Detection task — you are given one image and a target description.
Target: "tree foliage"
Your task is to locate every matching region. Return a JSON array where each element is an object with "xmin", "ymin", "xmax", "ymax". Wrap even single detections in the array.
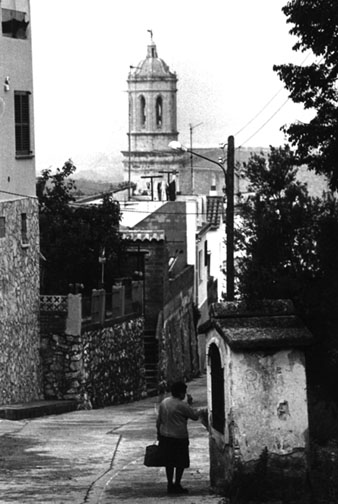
[
  {"xmin": 237, "ymin": 146, "xmax": 321, "ymax": 303},
  {"xmin": 237, "ymin": 146, "xmax": 338, "ymax": 399},
  {"xmin": 38, "ymin": 160, "xmax": 123, "ymax": 294},
  {"xmin": 273, "ymin": 0, "xmax": 338, "ymax": 190}
]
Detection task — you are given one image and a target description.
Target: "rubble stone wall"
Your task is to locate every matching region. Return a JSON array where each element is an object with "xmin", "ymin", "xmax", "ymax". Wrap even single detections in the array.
[
  {"xmin": 0, "ymin": 198, "xmax": 42, "ymax": 405},
  {"xmin": 159, "ymin": 268, "xmax": 199, "ymax": 385},
  {"xmin": 41, "ymin": 315, "xmax": 146, "ymax": 408}
]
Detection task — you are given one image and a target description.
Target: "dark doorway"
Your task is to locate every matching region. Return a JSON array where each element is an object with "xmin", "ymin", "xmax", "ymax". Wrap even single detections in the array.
[{"xmin": 209, "ymin": 343, "xmax": 225, "ymax": 434}]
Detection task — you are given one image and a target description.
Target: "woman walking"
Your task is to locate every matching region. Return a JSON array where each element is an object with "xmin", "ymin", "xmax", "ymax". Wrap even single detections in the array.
[{"xmin": 156, "ymin": 381, "xmax": 200, "ymax": 494}]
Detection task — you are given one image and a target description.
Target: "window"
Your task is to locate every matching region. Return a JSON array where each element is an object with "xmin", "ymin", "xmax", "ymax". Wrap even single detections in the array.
[
  {"xmin": 139, "ymin": 95, "xmax": 146, "ymax": 127},
  {"xmin": 0, "ymin": 217, "xmax": 5, "ymax": 238},
  {"xmin": 14, "ymin": 91, "xmax": 31, "ymax": 156},
  {"xmin": 21, "ymin": 213, "xmax": 28, "ymax": 244},
  {"xmin": 198, "ymin": 249, "xmax": 203, "ymax": 282},
  {"xmin": 156, "ymin": 96, "xmax": 162, "ymax": 127},
  {"xmin": 2, "ymin": 8, "xmax": 29, "ymax": 38},
  {"xmin": 128, "ymin": 95, "xmax": 133, "ymax": 120}
]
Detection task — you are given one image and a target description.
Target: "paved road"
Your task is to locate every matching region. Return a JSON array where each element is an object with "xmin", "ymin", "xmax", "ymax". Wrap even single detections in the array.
[{"xmin": 0, "ymin": 374, "xmax": 221, "ymax": 504}]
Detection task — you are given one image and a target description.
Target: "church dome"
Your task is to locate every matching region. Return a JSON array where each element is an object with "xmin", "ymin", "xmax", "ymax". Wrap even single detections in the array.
[{"xmin": 131, "ymin": 38, "xmax": 176, "ymax": 79}]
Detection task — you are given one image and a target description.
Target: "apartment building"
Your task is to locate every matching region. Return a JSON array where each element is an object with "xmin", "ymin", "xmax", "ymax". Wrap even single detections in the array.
[{"xmin": 0, "ymin": 0, "xmax": 41, "ymax": 404}]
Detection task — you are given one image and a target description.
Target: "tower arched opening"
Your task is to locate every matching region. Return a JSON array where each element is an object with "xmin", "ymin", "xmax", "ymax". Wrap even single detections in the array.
[
  {"xmin": 139, "ymin": 95, "xmax": 146, "ymax": 128},
  {"xmin": 156, "ymin": 95, "xmax": 163, "ymax": 127}
]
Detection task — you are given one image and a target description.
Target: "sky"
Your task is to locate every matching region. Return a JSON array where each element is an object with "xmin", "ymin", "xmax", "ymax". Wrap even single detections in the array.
[{"xmin": 30, "ymin": 0, "xmax": 314, "ymax": 173}]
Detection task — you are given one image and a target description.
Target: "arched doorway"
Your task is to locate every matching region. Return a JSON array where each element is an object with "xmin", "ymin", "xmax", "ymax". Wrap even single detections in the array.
[{"xmin": 208, "ymin": 342, "xmax": 225, "ymax": 434}]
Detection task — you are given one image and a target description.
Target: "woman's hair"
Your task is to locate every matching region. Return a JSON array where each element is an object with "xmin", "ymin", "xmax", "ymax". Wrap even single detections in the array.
[{"xmin": 171, "ymin": 381, "xmax": 187, "ymax": 398}]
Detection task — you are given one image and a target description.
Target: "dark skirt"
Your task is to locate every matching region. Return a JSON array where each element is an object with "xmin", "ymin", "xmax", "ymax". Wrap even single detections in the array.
[{"xmin": 158, "ymin": 435, "xmax": 190, "ymax": 468}]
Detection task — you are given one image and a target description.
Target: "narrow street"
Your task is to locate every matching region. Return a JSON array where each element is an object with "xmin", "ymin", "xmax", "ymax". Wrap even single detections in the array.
[{"xmin": 0, "ymin": 374, "xmax": 220, "ymax": 504}]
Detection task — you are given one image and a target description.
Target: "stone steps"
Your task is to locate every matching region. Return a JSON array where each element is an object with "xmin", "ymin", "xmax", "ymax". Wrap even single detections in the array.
[{"xmin": 144, "ymin": 332, "xmax": 159, "ymax": 392}]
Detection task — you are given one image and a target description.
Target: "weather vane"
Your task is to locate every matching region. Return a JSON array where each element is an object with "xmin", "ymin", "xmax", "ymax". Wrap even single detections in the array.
[{"xmin": 147, "ymin": 29, "xmax": 153, "ymax": 42}]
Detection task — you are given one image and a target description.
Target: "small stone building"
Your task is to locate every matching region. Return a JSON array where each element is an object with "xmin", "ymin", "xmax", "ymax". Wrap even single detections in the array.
[{"xmin": 199, "ymin": 299, "xmax": 313, "ymax": 503}]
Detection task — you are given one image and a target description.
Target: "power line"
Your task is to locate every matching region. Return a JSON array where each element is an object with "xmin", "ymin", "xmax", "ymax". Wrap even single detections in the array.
[
  {"xmin": 235, "ymin": 55, "xmax": 324, "ymax": 148},
  {"xmin": 234, "ymin": 87, "xmax": 285, "ymax": 137},
  {"xmin": 228, "ymin": 51, "xmax": 314, "ymax": 146},
  {"xmin": 237, "ymin": 96, "xmax": 290, "ymax": 149}
]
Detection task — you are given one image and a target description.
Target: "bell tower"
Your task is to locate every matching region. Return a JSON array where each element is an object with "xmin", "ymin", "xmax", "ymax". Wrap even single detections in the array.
[{"xmin": 122, "ymin": 32, "xmax": 185, "ymax": 196}]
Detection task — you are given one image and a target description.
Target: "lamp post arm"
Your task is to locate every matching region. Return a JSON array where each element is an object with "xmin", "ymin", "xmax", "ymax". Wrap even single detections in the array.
[{"xmin": 185, "ymin": 148, "xmax": 226, "ymax": 182}]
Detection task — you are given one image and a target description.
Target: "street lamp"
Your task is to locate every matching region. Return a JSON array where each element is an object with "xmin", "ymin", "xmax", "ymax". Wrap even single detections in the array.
[
  {"xmin": 169, "ymin": 140, "xmax": 226, "ymax": 185},
  {"xmin": 169, "ymin": 138, "xmax": 234, "ymax": 300}
]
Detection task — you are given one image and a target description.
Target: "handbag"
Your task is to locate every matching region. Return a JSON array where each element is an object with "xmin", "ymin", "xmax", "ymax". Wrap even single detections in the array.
[{"xmin": 143, "ymin": 443, "xmax": 164, "ymax": 467}]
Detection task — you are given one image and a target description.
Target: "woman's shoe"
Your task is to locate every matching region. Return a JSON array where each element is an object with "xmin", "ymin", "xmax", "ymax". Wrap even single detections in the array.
[
  {"xmin": 167, "ymin": 484, "xmax": 176, "ymax": 494},
  {"xmin": 174, "ymin": 484, "xmax": 189, "ymax": 494}
]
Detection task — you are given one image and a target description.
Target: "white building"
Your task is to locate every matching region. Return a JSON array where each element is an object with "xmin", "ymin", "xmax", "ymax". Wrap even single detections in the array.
[{"xmin": 0, "ymin": 0, "xmax": 41, "ymax": 404}]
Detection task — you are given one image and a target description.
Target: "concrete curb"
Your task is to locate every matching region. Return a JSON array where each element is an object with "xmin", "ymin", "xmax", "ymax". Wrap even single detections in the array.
[{"xmin": 84, "ymin": 434, "xmax": 122, "ymax": 504}]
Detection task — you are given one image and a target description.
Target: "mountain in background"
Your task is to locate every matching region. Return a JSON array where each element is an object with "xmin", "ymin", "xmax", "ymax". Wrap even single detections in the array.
[
  {"xmin": 45, "ymin": 148, "xmax": 328, "ymax": 200},
  {"xmin": 72, "ymin": 178, "xmax": 117, "ymax": 197},
  {"xmin": 72, "ymin": 151, "xmax": 124, "ymax": 183}
]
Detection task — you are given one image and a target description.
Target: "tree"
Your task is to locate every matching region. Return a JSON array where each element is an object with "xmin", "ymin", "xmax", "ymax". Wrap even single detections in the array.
[
  {"xmin": 237, "ymin": 146, "xmax": 338, "ymax": 401},
  {"xmin": 237, "ymin": 145, "xmax": 321, "ymax": 303},
  {"xmin": 37, "ymin": 159, "xmax": 77, "ymax": 213},
  {"xmin": 38, "ymin": 160, "xmax": 123, "ymax": 294},
  {"xmin": 273, "ymin": 0, "xmax": 338, "ymax": 190}
]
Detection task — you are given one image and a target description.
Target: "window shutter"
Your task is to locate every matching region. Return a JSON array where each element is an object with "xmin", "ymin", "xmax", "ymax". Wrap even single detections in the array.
[{"xmin": 14, "ymin": 92, "xmax": 30, "ymax": 154}]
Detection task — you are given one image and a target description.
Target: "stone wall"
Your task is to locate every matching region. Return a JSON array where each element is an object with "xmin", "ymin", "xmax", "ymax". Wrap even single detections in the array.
[
  {"xmin": 229, "ymin": 349, "xmax": 309, "ymax": 461},
  {"xmin": 82, "ymin": 319, "xmax": 146, "ymax": 408},
  {"xmin": 41, "ymin": 309, "xmax": 147, "ymax": 409},
  {"xmin": 159, "ymin": 266, "xmax": 199, "ymax": 385},
  {"xmin": 0, "ymin": 197, "xmax": 42, "ymax": 405},
  {"xmin": 142, "ymin": 239, "xmax": 168, "ymax": 332}
]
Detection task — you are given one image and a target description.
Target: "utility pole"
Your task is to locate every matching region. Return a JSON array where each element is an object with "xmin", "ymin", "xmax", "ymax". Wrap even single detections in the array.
[
  {"xmin": 226, "ymin": 135, "xmax": 235, "ymax": 300},
  {"xmin": 168, "ymin": 138, "xmax": 234, "ymax": 300},
  {"xmin": 127, "ymin": 65, "xmax": 141, "ymax": 201},
  {"xmin": 128, "ymin": 93, "xmax": 131, "ymax": 201},
  {"xmin": 189, "ymin": 122, "xmax": 203, "ymax": 193}
]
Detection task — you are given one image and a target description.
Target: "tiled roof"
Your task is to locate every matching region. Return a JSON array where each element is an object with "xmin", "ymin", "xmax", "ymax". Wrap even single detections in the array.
[
  {"xmin": 206, "ymin": 196, "xmax": 224, "ymax": 227},
  {"xmin": 215, "ymin": 317, "xmax": 313, "ymax": 350},
  {"xmin": 199, "ymin": 299, "xmax": 313, "ymax": 350},
  {"xmin": 121, "ymin": 230, "xmax": 165, "ymax": 242}
]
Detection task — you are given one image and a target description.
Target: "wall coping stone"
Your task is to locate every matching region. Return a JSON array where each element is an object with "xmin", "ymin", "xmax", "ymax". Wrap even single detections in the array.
[
  {"xmin": 81, "ymin": 313, "xmax": 144, "ymax": 333},
  {"xmin": 210, "ymin": 299, "xmax": 295, "ymax": 318},
  {"xmin": 200, "ymin": 299, "xmax": 313, "ymax": 350}
]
